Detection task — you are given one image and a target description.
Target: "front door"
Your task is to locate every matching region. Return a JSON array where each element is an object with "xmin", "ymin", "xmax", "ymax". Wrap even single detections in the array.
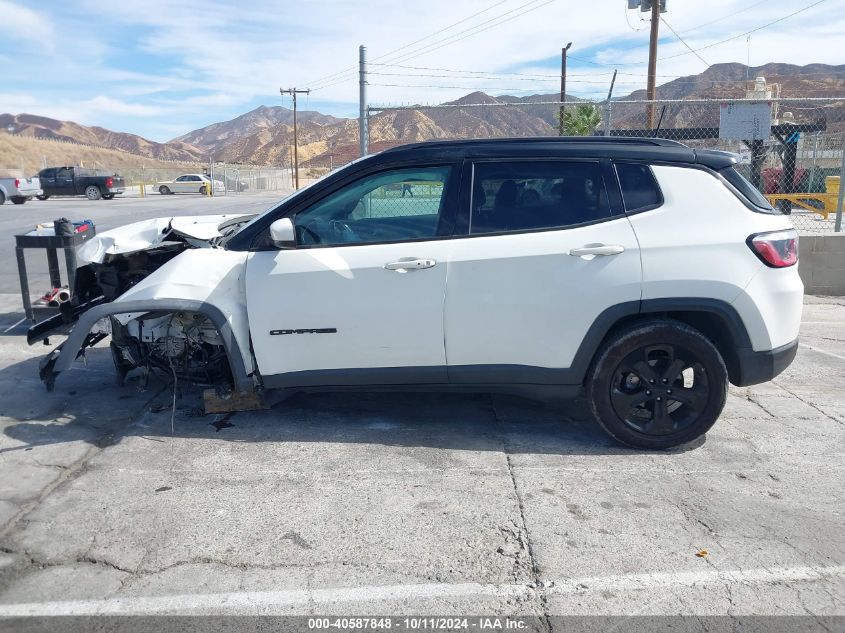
[
  {"xmin": 246, "ymin": 165, "xmax": 459, "ymax": 387},
  {"xmin": 54, "ymin": 167, "xmax": 75, "ymax": 195},
  {"xmin": 444, "ymin": 159, "xmax": 642, "ymax": 383}
]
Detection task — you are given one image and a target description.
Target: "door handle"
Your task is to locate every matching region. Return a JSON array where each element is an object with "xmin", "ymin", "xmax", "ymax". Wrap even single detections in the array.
[
  {"xmin": 384, "ymin": 258, "xmax": 436, "ymax": 272},
  {"xmin": 569, "ymin": 244, "xmax": 625, "ymax": 257}
]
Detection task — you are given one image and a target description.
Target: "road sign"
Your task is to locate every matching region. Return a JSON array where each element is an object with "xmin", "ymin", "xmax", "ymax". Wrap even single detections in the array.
[{"xmin": 719, "ymin": 102, "xmax": 772, "ymax": 141}]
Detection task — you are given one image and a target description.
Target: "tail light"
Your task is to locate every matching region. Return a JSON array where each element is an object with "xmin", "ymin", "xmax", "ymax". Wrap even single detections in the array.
[
  {"xmin": 748, "ymin": 229, "xmax": 798, "ymax": 268},
  {"xmin": 14, "ymin": 178, "xmax": 20, "ymax": 189},
  {"xmin": 105, "ymin": 177, "xmax": 114, "ymax": 188}
]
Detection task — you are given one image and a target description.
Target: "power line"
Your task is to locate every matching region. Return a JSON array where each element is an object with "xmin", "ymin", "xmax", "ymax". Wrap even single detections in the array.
[
  {"xmin": 379, "ymin": 0, "xmax": 556, "ymax": 68},
  {"xmin": 305, "ymin": 0, "xmax": 511, "ymax": 88},
  {"xmin": 312, "ymin": 0, "xmax": 557, "ymax": 91},
  {"xmin": 677, "ymin": 0, "xmax": 770, "ymax": 34},
  {"xmin": 307, "ymin": 0, "xmax": 511, "ymax": 88},
  {"xmin": 660, "ymin": 17, "xmax": 709, "ymax": 68},
  {"xmin": 369, "ymin": 82, "xmax": 594, "ymax": 94},
  {"xmin": 571, "ymin": 0, "xmax": 828, "ymax": 69},
  {"xmin": 368, "ymin": 71, "xmax": 618, "ymax": 84},
  {"xmin": 659, "ymin": 0, "xmax": 830, "ymax": 61},
  {"xmin": 623, "ymin": 0, "xmax": 648, "ymax": 32}
]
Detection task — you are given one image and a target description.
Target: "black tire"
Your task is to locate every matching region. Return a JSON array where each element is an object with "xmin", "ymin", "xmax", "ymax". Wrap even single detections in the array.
[
  {"xmin": 85, "ymin": 185, "xmax": 102, "ymax": 200},
  {"xmin": 10, "ymin": 196, "xmax": 25, "ymax": 204},
  {"xmin": 199, "ymin": 184, "xmax": 209, "ymax": 195},
  {"xmin": 36, "ymin": 194, "xmax": 50, "ymax": 201},
  {"xmin": 159, "ymin": 185, "xmax": 171, "ymax": 195},
  {"xmin": 0, "ymin": 192, "xmax": 5, "ymax": 205},
  {"xmin": 586, "ymin": 319, "xmax": 728, "ymax": 450},
  {"xmin": 102, "ymin": 193, "xmax": 115, "ymax": 200}
]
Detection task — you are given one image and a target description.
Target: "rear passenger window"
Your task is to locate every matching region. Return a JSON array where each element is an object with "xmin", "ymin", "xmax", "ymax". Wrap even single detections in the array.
[
  {"xmin": 615, "ymin": 163, "xmax": 662, "ymax": 212},
  {"xmin": 471, "ymin": 161, "xmax": 610, "ymax": 234}
]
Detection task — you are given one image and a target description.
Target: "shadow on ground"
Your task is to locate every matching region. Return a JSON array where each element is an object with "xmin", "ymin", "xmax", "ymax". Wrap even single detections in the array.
[{"xmin": 0, "ymin": 346, "xmax": 704, "ymax": 458}]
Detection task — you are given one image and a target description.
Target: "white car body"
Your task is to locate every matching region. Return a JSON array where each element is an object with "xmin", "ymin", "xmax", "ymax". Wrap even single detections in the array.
[
  {"xmin": 157, "ymin": 173, "xmax": 225, "ymax": 194},
  {"xmin": 37, "ymin": 138, "xmax": 804, "ymax": 448}
]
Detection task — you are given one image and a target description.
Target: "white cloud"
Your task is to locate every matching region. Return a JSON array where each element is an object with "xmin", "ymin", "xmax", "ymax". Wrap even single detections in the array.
[
  {"xmin": 1, "ymin": 0, "xmax": 843, "ymax": 138},
  {"xmin": 0, "ymin": 1, "xmax": 54, "ymax": 50}
]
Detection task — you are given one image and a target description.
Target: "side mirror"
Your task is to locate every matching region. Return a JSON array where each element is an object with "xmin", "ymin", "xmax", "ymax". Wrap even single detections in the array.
[{"xmin": 269, "ymin": 218, "xmax": 296, "ymax": 249}]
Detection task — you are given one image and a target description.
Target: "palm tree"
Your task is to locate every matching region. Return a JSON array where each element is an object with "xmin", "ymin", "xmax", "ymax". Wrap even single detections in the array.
[{"xmin": 559, "ymin": 104, "xmax": 602, "ymax": 136}]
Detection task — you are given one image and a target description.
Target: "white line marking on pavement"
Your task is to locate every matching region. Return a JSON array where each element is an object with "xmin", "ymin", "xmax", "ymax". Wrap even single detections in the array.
[
  {"xmin": 800, "ymin": 343, "xmax": 845, "ymax": 361},
  {"xmin": 2, "ymin": 318, "xmax": 25, "ymax": 333},
  {"xmin": 0, "ymin": 564, "xmax": 842, "ymax": 616}
]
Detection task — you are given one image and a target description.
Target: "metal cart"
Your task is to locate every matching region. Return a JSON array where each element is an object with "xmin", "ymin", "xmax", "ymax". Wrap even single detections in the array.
[{"xmin": 15, "ymin": 225, "xmax": 97, "ymax": 322}]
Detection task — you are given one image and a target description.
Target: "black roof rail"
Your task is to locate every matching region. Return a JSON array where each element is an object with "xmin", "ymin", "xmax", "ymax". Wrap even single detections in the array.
[{"xmin": 383, "ymin": 136, "xmax": 688, "ymax": 153}]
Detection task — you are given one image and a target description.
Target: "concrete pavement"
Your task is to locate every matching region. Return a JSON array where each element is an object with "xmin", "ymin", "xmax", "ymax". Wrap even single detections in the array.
[{"xmin": 0, "ymin": 296, "xmax": 841, "ymax": 618}]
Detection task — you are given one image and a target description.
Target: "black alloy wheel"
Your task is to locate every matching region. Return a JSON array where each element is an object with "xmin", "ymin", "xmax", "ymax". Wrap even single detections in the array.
[{"xmin": 587, "ymin": 320, "xmax": 728, "ymax": 450}]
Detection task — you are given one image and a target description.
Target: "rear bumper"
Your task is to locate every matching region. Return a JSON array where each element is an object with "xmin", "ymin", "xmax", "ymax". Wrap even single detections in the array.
[
  {"xmin": 733, "ymin": 338, "xmax": 798, "ymax": 386},
  {"xmin": 107, "ymin": 188, "xmax": 125, "ymax": 194}
]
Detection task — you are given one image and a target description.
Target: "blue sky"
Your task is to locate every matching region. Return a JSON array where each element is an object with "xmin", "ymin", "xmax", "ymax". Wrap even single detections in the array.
[{"xmin": 2, "ymin": 0, "xmax": 843, "ymax": 142}]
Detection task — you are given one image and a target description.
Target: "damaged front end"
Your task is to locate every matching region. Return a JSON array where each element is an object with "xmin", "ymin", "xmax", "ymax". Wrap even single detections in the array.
[{"xmin": 32, "ymin": 214, "xmax": 258, "ymax": 396}]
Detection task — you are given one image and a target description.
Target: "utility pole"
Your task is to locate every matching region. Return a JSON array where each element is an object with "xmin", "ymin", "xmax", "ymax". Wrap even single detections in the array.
[
  {"xmin": 559, "ymin": 42, "xmax": 572, "ymax": 136},
  {"xmin": 645, "ymin": 0, "xmax": 661, "ymax": 129},
  {"xmin": 359, "ymin": 45, "xmax": 368, "ymax": 156},
  {"xmin": 280, "ymin": 87, "xmax": 310, "ymax": 189},
  {"xmin": 604, "ymin": 69, "xmax": 618, "ymax": 137}
]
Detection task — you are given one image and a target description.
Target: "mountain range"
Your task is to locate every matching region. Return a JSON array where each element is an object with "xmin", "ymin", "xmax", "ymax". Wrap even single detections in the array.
[{"xmin": 3, "ymin": 62, "xmax": 844, "ymax": 169}]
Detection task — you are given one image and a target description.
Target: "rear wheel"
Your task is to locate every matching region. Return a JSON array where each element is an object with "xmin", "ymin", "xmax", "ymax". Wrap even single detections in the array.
[
  {"xmin": 0, "ymin": 192, "xmax": 5, "ymax": 205},
  {"xmin": 10, "ymin": 196, "xmax": 25, "ymax": 204},
  {"xmin": 159, "ymin": 185, "xmax": 171, "ymax": 195},
  {"xmin": 36, "ymin": 194, "xmax": 50, "ymax": 201},
  {"xmin": 85, "ymin": 185, "xmax": 102, "ymax": 200},
  {"xmin": 586, "ymin": 320, "xmax": 728, "ymax": 450}
]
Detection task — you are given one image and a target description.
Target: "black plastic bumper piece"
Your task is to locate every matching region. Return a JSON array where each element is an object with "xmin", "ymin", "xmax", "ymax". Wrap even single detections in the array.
[
  {"xmin": 734, "ymin": 338, "xmax": 799, "ymax": 387},
  {"xmin": 26, "ymin": 296, "xmax": 107, "ymax": 345}
]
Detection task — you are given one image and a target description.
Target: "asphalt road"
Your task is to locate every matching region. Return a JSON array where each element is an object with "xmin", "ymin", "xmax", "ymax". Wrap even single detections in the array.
[
  {"xmin": 0, "ymin": 192, "xmax": 285, "ymax": 295},
  {"xmin": 0, "ymin": 295, "xmax": 842, "ymax": 619}
]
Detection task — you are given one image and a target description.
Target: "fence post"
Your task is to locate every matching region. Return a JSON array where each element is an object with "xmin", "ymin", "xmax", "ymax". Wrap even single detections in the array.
[
  {"xmin": 359, "ymin": 45, "xmax": 368, "ymax": 157},
  {"xmin": 835, "ymin": 137, "xmax": 844, "ymax": 233}
]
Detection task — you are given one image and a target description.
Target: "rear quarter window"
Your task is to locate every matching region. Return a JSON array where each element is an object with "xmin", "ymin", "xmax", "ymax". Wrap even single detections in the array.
[
  {"xmin": 718, "ymin": 166, "xmax": 777, "ymax": 213},
  {"xmin": 615, "ymin": 163, "xmax": 662, "ymax": 213}
]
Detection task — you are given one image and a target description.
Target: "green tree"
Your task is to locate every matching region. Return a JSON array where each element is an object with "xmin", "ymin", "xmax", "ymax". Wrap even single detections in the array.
[{"xmin": 559, "ymin": 104, "xmax": 602, "ymax": 136}]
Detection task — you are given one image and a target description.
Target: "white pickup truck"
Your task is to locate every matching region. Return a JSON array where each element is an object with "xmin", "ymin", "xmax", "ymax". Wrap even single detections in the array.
[{"xmin": 0, "ymin": 174, "xmax": 42, "ymax": 205}]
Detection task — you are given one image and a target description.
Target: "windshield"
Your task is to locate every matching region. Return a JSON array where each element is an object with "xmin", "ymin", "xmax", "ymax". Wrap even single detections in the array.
[{"xmin": 219, "ymin": 158, "xmax": 367, "ymax": 247}]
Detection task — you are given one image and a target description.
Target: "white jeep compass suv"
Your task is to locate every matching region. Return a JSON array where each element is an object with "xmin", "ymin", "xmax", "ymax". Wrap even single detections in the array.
[{"xmin": 36, "ymin": 137, "xmax": 802, "ymax": 449}]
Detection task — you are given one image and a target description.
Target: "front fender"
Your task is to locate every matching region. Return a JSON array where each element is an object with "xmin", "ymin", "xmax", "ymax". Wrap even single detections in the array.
[{"xmin": 47, "ymin": 249, "xmax": 254, "ymax": 391}]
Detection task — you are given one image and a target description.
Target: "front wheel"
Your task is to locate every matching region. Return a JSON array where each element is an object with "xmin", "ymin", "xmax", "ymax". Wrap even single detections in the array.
[
  {"xmin": 85, "ymin": 185, "xmax": 102, "ymax": 200},
  {"xmin": 10, "ymin": 196, "xmax": 26, "ymax": 204},
  {"xmin": 586, "ymin": 320, "xmax": 728, "ymax": 450},
  {"xmin": 159, "ymin": 186, "xmax": 171, "ymax": 195},
  {"xmin": 102, "ymin": 193, "xmax": 115, "ymax": 200},
  {"xmin": 36, "ymin": 194, "xmax": 50, "ymax": 201}
]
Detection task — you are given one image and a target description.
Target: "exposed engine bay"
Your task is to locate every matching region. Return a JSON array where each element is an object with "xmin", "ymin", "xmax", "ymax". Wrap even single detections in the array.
[
  {"xmin": 110, "ymin": 310, "xmax": 231, "ymax": 388},
  {"xmin": 31, "ymin": 214, "xmax": 256, "ymax": 392}
]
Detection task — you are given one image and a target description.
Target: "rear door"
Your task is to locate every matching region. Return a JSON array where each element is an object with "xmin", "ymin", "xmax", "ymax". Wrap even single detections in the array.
[{"xmin": 444, "ymin": 159, "xmax": 642, "ymax": 384}]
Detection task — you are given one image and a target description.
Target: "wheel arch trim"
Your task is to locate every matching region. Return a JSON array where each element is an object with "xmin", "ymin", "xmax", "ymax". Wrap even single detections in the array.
[{"xmin": 569, "ymin": 297, "xmax": 753, "ymax": 385}]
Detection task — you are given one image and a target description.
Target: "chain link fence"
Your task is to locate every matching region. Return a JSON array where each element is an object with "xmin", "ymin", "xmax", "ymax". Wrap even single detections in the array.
[
  {"xmin": 367, "ymin": 97, "xmax": 845, "ymax": 234},
  {"xmin": 116, "ymin": 164, "xmax": 293, "ymax": 196}
]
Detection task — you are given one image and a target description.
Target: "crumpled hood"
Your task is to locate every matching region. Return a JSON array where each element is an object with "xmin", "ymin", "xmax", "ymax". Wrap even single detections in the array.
[{"xmin": 77, "ymin": 214, "xmax": 251, "ymax": 263}]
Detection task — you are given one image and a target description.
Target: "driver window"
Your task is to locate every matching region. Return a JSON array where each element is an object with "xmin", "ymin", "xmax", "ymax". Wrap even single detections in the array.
[{"xmin": 293, "ymin": 166, "xmax": 451, "ymax": 247}]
